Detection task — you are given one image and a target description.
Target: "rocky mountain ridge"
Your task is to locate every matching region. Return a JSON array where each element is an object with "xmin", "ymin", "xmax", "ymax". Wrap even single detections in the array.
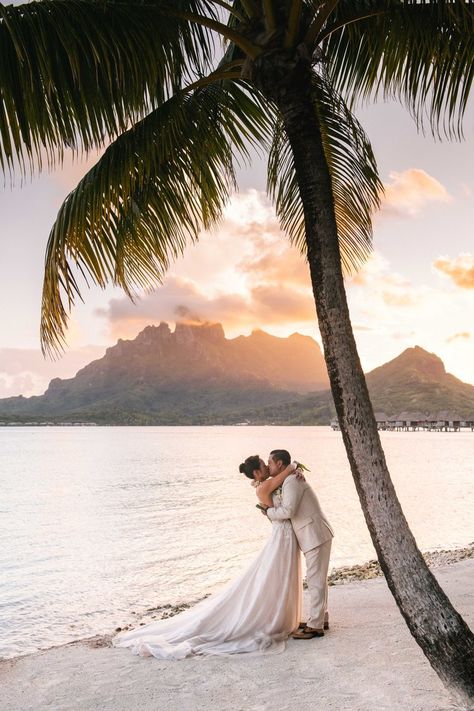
[{"xmin": 0, "ymin": 326, "xmax": 472, "ymax": 425}]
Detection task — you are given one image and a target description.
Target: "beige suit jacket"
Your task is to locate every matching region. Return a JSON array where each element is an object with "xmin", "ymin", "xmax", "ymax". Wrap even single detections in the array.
[{"xmin": 266, "ymin": 476, "xmax": 334, "ymax": 553}]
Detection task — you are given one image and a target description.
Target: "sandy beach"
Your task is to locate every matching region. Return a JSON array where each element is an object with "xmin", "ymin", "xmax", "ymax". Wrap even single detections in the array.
[{"xmin": 1, "ymin": 557, "xmax": 473, "ymax": 711}]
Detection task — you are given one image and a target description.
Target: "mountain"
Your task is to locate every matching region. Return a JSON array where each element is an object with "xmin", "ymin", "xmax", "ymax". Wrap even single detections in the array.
[
  {"xmin": 247, "ymin": 346, "xmax": 474, "ymax": 424},
  {"xmin": 0, "ymin": 322, "xmax": 328, "ymax": 424},
  {"xmin": 1, "ymin": 330, "xmax": 472, "ymax": 425},
  {"xmin": 365, "ymin": 346, "xmax": 474, "ymax": 416}
]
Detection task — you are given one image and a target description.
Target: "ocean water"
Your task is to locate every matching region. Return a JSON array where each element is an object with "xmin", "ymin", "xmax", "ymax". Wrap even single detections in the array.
[{"xmin": 0, "ymin": 425, "xmax": 472, "ymax": 659}]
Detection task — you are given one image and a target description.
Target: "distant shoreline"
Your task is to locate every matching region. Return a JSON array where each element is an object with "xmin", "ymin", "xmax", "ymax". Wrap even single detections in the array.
[
  {"xmin": 0, "ymin": 422, "xmax": 330, "ymax": 427},
  {"xmin": 2, "ymin": 422, "xmax": 474, "ymax": 430}
]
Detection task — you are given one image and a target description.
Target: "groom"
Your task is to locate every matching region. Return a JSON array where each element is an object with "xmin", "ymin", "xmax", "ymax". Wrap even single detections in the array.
[{"xmin": 265, "ymin": 449, "xmax": 334, "ymax": 639}]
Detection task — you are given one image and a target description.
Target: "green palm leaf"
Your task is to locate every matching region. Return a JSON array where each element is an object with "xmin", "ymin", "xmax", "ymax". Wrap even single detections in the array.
[
  {"xmin": 0, "ymin": 0, "xmax": 217, "ymax": 177},
  {"xmin": 41, "ymin": 79, "xmax": 270, "ymax": 354},
  {"xmin": 322, "ymin": 0, "xmax": 474, "ymax": 138},
  {"xmin": 267, "ymin": 74, "xmax": 383, "ymax": 273}
]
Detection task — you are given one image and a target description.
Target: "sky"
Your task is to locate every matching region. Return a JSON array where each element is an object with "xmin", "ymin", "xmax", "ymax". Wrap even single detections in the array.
[{"xmin": 0, "ymin": 94, "xmax": 473, "ymax": 398}]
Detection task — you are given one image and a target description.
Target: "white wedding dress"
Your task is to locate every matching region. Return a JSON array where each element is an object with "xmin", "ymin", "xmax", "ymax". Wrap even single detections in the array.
[{"xmin": 113, "ymin": 492, "xmax": 302, "ymax": 659}]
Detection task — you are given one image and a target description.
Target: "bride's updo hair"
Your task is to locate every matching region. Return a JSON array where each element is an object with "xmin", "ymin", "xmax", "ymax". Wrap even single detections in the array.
[{"xmin": 239, "ymin": 455, "xmax": 260, "ymax": 479}]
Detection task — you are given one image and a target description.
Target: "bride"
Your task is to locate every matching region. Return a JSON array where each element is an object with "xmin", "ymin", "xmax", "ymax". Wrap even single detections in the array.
[{"xmin": 113, "ymin": 456, "xmax": 302, "ymax": 659}]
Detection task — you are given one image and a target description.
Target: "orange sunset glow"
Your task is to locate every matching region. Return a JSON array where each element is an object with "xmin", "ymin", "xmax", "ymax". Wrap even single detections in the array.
[{"xmin": 1, "ymin": 100, "xmax": 473, "ymax": 397}]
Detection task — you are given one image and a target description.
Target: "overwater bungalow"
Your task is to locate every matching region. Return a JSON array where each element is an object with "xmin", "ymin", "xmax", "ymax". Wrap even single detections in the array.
[
  {"xmin": 330, "ymin": 411, "xmax": 472, "ymax": 430},
  {"xmin": 398, "ymin": 411, "xmax": 427, "ymax": 430},
  {"xmin": 461, "ymin": 415, "xmax": 474, "ymax": 431},
  {"xmin": 430, "ymin": 411, "xmax": 463, "ymax": 431},
  {"xmin": 425, "ymin": 413, "xmax": 440, "ymax": 430},
  {"xmin": 372, "ymin": 411, "xmax": 473, "ymax": 431},
  {"xmin": 386, "ymin": 415, "xmax": 405, "ymax": 431},
  {"xmin": 374, "ymin": 412, "xmax": 389, "ymax": 430}
]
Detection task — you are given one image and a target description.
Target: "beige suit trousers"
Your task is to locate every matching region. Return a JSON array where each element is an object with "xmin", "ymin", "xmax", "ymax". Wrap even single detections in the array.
[{"xmin": 305, "ymin": 539, "xmax": 332, "ymax": 629}]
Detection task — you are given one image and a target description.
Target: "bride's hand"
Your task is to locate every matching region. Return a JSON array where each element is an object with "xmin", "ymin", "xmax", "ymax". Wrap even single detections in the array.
[
  {"xmin": 282, "ymin": 462, "xmax": 297, "ymax": 479},
  {"xmin": 290, "ymin": 461, "xmax": 305, "ymax": 481},
  {"xmin": 282, "ymin": 462, "xmax": 304, "ymax": 481}
]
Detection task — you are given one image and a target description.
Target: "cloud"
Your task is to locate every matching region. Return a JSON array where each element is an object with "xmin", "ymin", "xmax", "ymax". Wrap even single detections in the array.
[
  {"xmin": 460, "ymin": 183, "xmax": 472, "ymax": 198},
  {"xmin": 446, "ymin": 332, "xmax": 471, "ymax": 344},
  {"xmin": 96, "ymin": 276, "xmax": 251, "ymax": 338},
  {"xmin": 97, "ymin": 191, "xmax": 316, "ymax": 339},
  {"xmin": 392, "ymin": 330, "xmax": 416, "ymax": 340},
  {"xmin": 249, "ymin": 285, "xmax": 315, "ymax": 321},
  {"xmin": 0, "ymin": 372, "xmax": 45, "ymax": 399},
  {"xmin": 97, "ymin": 276, "xmax": 316, "ymax": 339},
  {"xmin": 349, "ymin": 253, "xmax": 421, "ymax": 308},
  {"xmin": 0, "ymin": 345, "xmax": 106, "ymax": 398},
  {"xmin": 433, "ymin": 253, "xmax": 474, "ymax": 289},
  {"xmin": 352, "ymin": 325, "xmax": 375, "ymax": 332},
  {"xmin": 238, "ymin": 241, "xmax": 309, "ymax": 288},
  {"xmin": 345, "ymin": 251, "xmax": 474, "ymax": 384},
  {"xmin": 382, "ymin": 290, "xmax": 418, "ymax": 307},
  {"xmin": 381, "ymin": 169, "xmax": 452, "ymax": 216}
]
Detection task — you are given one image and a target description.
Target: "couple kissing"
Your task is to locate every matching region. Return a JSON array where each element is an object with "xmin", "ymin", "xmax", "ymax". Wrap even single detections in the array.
[
  {"xmin": 240, "ymin": 449, "xmax": 333, "ymax": 640},
  {"xmin": 113, "ymin": 448, "xmax": 333, "ymax": 659}
]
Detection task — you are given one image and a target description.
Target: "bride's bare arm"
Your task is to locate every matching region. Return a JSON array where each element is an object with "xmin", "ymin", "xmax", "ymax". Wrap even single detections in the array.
[{"xmin": 256, "ymin": 463, "xmax": 297, "ymax": 508}]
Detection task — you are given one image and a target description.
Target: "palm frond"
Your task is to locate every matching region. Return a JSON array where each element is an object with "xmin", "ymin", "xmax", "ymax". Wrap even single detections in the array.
[
  {"xmin": 321, "ymin": 0, "xmax": 474, "ymax": 139},
  {"xmin": 0, "ymin": 0, "xmax": 218, "ymax": 179},
  {"xmin": 267, "ymin": 74, "xmax": 383, "ymax": 273},
  {"xmin": 41, "ymin": 79, "xmax": 271, "ymax": 354}
]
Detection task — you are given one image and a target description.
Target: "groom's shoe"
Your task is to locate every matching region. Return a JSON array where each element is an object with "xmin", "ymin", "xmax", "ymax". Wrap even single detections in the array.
[
  {"xmin": 298, "ymin": 619, "xmax": 329, "ymax": 631},
  {"xmin": 292, "ymin": 626, "xmax": 325, "ymax": 639}
]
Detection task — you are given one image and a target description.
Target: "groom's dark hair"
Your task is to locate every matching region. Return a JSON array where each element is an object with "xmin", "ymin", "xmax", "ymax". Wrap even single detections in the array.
[{"xmin": 270, "ymin": 449, "xmax": 291, "ymax": 466}]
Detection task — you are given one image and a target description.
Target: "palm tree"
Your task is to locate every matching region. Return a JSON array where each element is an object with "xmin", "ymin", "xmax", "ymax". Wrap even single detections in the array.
[{"xmin": 1, "ymin": 0, "xmax": 473, "ymax": 702}]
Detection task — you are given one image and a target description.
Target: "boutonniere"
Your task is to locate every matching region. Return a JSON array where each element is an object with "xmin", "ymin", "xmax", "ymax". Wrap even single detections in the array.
[{"xmin": 276, "ymin": 486, "xmax": 282, "ymax": 496}]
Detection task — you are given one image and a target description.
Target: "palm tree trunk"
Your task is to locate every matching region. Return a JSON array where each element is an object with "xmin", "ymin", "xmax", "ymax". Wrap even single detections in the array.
[{"xmin": 259, "ymin": 60, "xmax": 474, "ymax": 705}]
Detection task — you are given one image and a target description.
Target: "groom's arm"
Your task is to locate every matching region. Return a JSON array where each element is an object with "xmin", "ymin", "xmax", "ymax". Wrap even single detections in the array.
[{"xmin": 266, "ymin": 477, "xmax": 305, "ymax": 521}]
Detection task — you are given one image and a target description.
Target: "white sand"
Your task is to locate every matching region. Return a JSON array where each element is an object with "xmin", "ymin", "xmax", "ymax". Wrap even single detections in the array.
[{"xmin": 1, "ymin": 559, "xmax": 473, "ymax": 711}]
